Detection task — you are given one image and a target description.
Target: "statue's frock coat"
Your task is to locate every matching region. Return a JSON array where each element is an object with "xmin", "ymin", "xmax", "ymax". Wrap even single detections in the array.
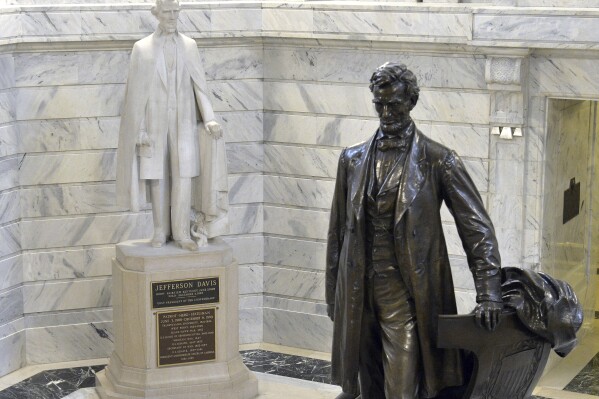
[{"xmin": 326, "ymin": 129, "xmax": 501, "ymax": 398}]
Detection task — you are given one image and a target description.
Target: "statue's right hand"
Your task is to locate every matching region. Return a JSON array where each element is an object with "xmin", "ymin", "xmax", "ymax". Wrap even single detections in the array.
[
  {"xmin": 138, "ymin": 131, "xmax": 151, "ymax": 147},
  {"xmin": 327, "ymin": 304, "xmax": 335, "ymax": 322}
]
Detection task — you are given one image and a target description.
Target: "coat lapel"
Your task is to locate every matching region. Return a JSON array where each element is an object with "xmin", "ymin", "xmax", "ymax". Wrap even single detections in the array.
[
  {"xmin": 152, "ymin": 34, "xmax": 167, "ymax": 89},
  {"xmin": 395, "ymin": 130, "xmax": 427, "ymax": 226},
  {"xmin": 350, "ymin": 133, "xmax": 377, "ymax": 215},
  {"xmin": 175, "ymin": 34, "xmax": 186, "ymax": 91}
]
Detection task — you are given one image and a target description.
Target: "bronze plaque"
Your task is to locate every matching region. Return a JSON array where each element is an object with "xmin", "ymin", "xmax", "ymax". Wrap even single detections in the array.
[
  {"xmin": 152, "ymin": 277, "xmax": 219, "ymax": 309},
  {"xmin": 156, "ymin": 308, "xmax": 216, "ymax": 367},
  {"xmin": 563, "ymin": 178, "xmax": 580, "ymax": 224}
]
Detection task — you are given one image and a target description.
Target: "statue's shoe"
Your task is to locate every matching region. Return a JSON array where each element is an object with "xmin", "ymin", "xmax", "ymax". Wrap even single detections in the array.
[
  {"xmin": 151, "ymin": 231, "xmax": 166, "ymax": 248},
  {"xmin": 175, "ymin": 239, "xmax": 199, "ymax": 251}
]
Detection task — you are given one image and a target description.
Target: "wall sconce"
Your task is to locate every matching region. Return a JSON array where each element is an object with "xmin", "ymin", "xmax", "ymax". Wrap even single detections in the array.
[{"xmin": 491, "ymin": 126, "xmax": 523, "ymax": 140}]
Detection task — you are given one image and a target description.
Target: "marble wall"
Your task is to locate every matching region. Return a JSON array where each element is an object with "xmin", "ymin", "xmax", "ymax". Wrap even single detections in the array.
[
  {"xmin": 0, "ymin": 51, "xmax": 25, "ymax": 378},
  {"xmin": 1, "ymin": 0, "xmax": 599, "ymax": 375}
]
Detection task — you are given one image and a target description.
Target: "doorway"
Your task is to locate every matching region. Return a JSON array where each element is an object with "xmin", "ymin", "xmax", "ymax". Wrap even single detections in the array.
[{"xmin": 541, "ymin": 99, "xmax": 598, "ymax": 332}]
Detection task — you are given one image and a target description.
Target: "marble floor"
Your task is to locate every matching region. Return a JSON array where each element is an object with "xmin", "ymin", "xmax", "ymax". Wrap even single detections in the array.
[{"xmin": 0, "ymin": 324, "xmax": 597, "ymax": 399}]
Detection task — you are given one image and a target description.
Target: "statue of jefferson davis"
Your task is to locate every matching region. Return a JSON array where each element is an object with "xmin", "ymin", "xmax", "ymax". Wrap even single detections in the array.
[
  {"xmin": 326, "ymin": 63, "xmax": 503, "ymax": 399},
  {"xmin": 116, "ymin": 0, "xmax": 228, "ymax": 251}
]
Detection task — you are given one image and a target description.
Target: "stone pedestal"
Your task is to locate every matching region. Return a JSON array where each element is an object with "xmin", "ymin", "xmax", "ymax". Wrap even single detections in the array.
[{"xmin": 96, "ymin": 239, "xmax": 258, "ymax": 399}]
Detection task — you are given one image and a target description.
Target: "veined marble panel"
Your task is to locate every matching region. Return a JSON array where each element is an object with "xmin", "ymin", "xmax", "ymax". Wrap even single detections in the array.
[
  {"xmin": 240, "ymin": 294, "xmax": 263, "ymax": 310},
  {"xmin": 264, "ymin": 82, "xmax": 373, "ymax": 116},
  {"xmin": 80, "ymin": 10, "xmax": 151, "ymax": 35},
  {"xmin": 314, "ymin": 10, "xmax": 471, "ymax": 39},
  {"xmin": 0, "ymin": 91, "xmax": 15, "ymax": 125},
  {"xmin": 19, "ymin": 151, "xmax": 115, "ymax": 186},
  {"xmin": 413, "ymin": 91, "xmax": 490, "ymax": 124},
  {"xmin": 26, "ymin": 322, "xmax": 113, "ymax": 364},
  {"xmin": 15, "ymin": 53, "xmax": 79, "ymax": 87},
  {"xmin": 448, "ymin": 256, "xmax": 476, "ymax": 291},
  {"xmin": 264, "ymin": 175, "xmax": 334, "ymax": 209},
  {"xmin": 228, "ymin": 174, "xmax": 263, "ymax": 204},
  {"xmin": 0, "ymin": 188, "xmax": 20, "ymax": 223},
  {"xmin": 442, "ymin": 222, "xmax": 466, "ymax": 257},
  {"xmin": 0, "ymin": 55, "xmax": 15, "ymax": 91},
  {"xmin": 0, "ymin": 286, "xmax": 23, "ymax": 325},
  {"xmin": 454, "ymin": 290, "xmax": 477, "ymax": 314},
  {"xmin": 238, "ymin": 264, "xmax": 263, "ymax": 295},
  {"xmin": 20, "ymin": 213, "xmax": 152, "ymax": 250},
  {"xmin": 263, "ymin": 296, "xmax": 327, "ymax": 316},
  {"xmin": 0, "ymin": 14, "xmax": 20, "ymax": 41},
  {"xmin": 263, "ymin": 9, "xmax": 313, "ymax": 32},
  {"xmin": 0, "ymin": 317, "xmax": 24, "ymax": 341},
  {"xmin": 229, "ymin": 204, "xmax": 263, "ymax": 235},
  {"xmin": 222, "ymin": 235, "xmax": 264, "ymax": 264},
  {"xmin": 531, "ymin": 57, "xmax": 599, "ymax": 97},
  {"xmin": 19, "ymin": 118, "xmax": 119, "ymax": 153},
  {"xmin": 23, "ymin": 278, "xmax": 111, "ymax": 313},
  {"xmin": 220, "ymin": 111, "xmax": 263, "ymax": 143},
  {"xmin": 208, "ymin": 80, "xmax": 263, "ymax": 112},
  {"xmin": 264, "ymin": 144, "xmax": 340, "ymax": 178},
  {"xmin": 263, "ymin": 308, "xmax": 332, "ymax": 353},
  {"xmin": 226, "ymin": 142, "xmax": 264, "ymax": 173},
  {"xmin": 489, "ymin": 193, "xmax": 523, "ymax": 230},
  {"xmin": 496, "ymin": 227, "xmax": 522, "ymax": 267},
  {"xmin": 22, "ymin": 246, "xmax": 114, "ymax": 282},
  {"xmin": 16, "ymin": 85, "xmax": 124, "ymax": 120},
  {"xmin": 429, "ymin": 124, "xmax": 489, "ymax": 159},
  {"xmin": 0, "ymin": 222, "xmax": 20, "ymax": 259},
  {"xmin": 0, "ymin": 124, "xmax": 18, "ymax": 158},
  {"xmin": 202, "ymin": 47, "xmax": 263, "ymax": 81},
  {"xmin": 15, "ymin": 52, "xmax": 129, "ymax": 87},
  {"xmin": 264, "ymin": 266, "xmax": 325, "ymax": 301},
  {"xmin": 264, "ymin": 48, "xmax": 317, "ymax": 81},
  {"xmin": 211, "ymin": 8, "xmax": 262, "ymax": 32},
  {"xmin": 264, "ymin": 236, "xmax": 326, "ymax": 271},
  {"xmin": 0, "ymin": 255, "xmax": 22, "ymax": 291},
  {"xmin": 462, "ymin": 158, "xmax": 489, "ymax": 193},
  {"xmin": 474, "ymin": 14, "xmax": 599, "ymax": 44},
  {"xmin": 264, "ymin": 206, "xmax": 329, "ymax": 241},
  {"xmin": 0, "ymin": 330, "xmax": 25, "ymax": 378},
  {"xmin": 265, "ymin": 82, "xmax": 491, "ymax": 123},
  {"xmin": 490, "ymin": 141, "xmax": 523, "ymax": 195},
  {"xmin": 264, "ymin": 113, "xmax": 376, "ymax": 147},
  {"xmin": 525, "ymin": 193, "xmax": 540, "ymax": 231},
  {"xmin": 25, "ymin": 309, "xmax": 111, "ymax": 328},
  {"xmin": 79, "ymin": 52, "xmax": 130, "ymax": 85},
  {"xmin": 20, "ymin": 12, "xmax": 81, "ymax": 37},
  {"xmin": 0, "ymin": 156, "xmax": 19, "ymax": 193},
  {"xmin": 523, "ymin": 228, "xmax": 540, "ymax": 265},
  {"xmin": 314, "ymin": 51, "xmax": 486, "ymax": 90},
  {"xmin": 20, "ymin": 183, "xmax": 124, "ymax": 218},
  {"xmin": 178, "ymin": 9, "xmax": 211, "ymax": 34},
  {"xmin": 239, "ymin": 307, "xmax": 263, "ymax": 344}
]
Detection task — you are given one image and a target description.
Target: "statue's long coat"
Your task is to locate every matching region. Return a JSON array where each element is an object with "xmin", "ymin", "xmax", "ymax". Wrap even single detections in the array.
[
  {"xmin": 116, "ymin": 31, "xmax": 228, "ymax": 237},
  {"xmin": 326, "ymin": 129, "xmax": 502, "ymax": 398}
]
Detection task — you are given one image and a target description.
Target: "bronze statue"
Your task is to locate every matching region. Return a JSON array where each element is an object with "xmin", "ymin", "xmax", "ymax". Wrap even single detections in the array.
[{"xmin": 326, "ymin": 63, "xmax": 503, "ymax": 399}]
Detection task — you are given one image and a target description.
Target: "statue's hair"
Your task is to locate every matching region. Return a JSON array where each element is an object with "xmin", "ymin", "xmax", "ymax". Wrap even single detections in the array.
[
  {"xmin": 151, "ymin": 0, "xmax": 180, "ymax": 15},
  {"xmin": 369, "ymin": 62, "xmax": 419, "ymax": 105}
]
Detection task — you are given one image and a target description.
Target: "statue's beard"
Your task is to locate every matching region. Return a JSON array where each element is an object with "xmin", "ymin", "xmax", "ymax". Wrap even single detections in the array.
[{"xmin": 380, "ymin": 120, "xmax": 407, "ymax": 135}]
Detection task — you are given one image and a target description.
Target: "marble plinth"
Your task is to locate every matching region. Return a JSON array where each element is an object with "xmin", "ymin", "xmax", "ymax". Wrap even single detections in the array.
[{"xmin": 95, "ymin": 239, "xmax": 258, "ymax": 399}]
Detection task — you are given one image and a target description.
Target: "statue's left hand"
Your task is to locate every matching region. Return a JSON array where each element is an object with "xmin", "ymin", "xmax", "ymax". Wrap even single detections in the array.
[
  {"xmin": 205, "ymin": 121, "xmax": 223, "ymax": 139},
  {"xmin": 474, "ymin": 301, "xmax": 502, "ymax": 331}
]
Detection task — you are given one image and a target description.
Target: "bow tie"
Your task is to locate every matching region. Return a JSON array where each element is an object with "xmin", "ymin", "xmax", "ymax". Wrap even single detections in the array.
[{"xmin": 377, "ymin": 138, "xmax": 407, "ymax": 152}]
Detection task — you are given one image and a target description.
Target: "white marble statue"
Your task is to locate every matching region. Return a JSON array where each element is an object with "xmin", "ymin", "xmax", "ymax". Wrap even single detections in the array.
[{"xmin": 116, "ymin": 0, "xmax": 228, "ymax": 251}]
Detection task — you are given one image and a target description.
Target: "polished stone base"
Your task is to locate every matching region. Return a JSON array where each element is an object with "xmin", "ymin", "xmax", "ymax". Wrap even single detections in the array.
[{"xmin": 95, "ymin": 239, "xmax": 258, "ymax": 399}]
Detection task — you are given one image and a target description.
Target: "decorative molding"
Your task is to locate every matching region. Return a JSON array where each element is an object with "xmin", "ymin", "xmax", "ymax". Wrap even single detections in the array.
[{"xmin": 486, "ymin": 56, "xmax": 528, "ymax": 134}]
